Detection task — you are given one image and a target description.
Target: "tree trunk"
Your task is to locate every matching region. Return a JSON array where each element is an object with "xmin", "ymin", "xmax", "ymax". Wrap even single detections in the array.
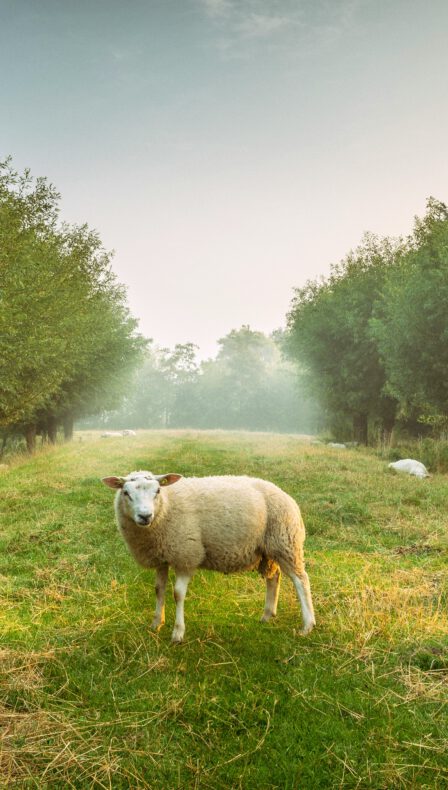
[
  {"xmin": 353, "ymin": 413, "xmax": 368, "ymax": 445},
  {"xmin": 63, "ymin": 413, "xmax": 74, "ymax": 441},
  {"xmin": 25, "ymin": 424, "xmax": 37, "ymax": 453},
  {"xmin": 381, "ymin": 426, "xmax": 394, "ymax": 446},
  {"xmin": 0, "ymin": 433, "xmax": 8, "ymax": 459},
  {"xmin": 380, "ymin": 399, "xmax": 396, "ymax": 446},
  {"xmin": 380, "ymin": 415, "xmax": 395, "ymax": 446},
  {"xmin": 48, "ymin": 415, "xmax": 58, "ymax": 444}
]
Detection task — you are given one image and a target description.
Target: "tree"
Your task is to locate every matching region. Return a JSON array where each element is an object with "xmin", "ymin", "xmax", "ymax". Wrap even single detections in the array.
[
  {"xmin": 201, "ymin": 327, "xmax": 276, "ymax": 429},
  {"xmin": 159, "ymin": 343, "xmax": 200, "ymax": 427},
  {"xmin": 0, "ymin": 159, "xmax": 145, "ymax": 450},
  {"xmin": 92, "ymin": 343, "xmax": 200, "ymax": 430},
  {"xmin": 195, "ymin": 326, "xmax": 316, "ymax": 432},
  {"xmin": 0, "ymin": 159, "xmax": 70, "ymax": 431},
  {"xmin": 371, "ymin": 198, "xmax": 448, "ymax": 425},
  {"xmin": 85, "ymin": 327, "xmax": 317, "ymax": 434},
  {"xmin": 286, "ymin": 235, "xmax": 401, "ymax": 443},
  {"xmin": 35, "ymin": 224, "xmax": 146, "ymax": 439}
]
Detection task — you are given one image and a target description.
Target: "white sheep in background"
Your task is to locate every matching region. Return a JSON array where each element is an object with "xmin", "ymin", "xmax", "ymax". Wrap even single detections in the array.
[
  {"xmin": 102, "ymin": 470, "xmax": 316, "ymax": 644},
  {"xmin": 100, "ymin": 430, "xmax": 137, "ymax": 438},
  {"xmin": 388, "ymin": 459, "xmax": 430, "ymax": 478}
]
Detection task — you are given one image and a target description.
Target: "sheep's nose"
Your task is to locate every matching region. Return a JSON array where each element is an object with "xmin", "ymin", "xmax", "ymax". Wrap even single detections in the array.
[{"xmin": 137, "ymin": 514, "xmax": 152, "ymax": 525}]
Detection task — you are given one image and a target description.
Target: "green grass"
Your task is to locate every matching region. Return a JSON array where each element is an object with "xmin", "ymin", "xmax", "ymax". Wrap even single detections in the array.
[{"xmin": 0, "ymin": 430, "xmax": 447, "ymax": 789}]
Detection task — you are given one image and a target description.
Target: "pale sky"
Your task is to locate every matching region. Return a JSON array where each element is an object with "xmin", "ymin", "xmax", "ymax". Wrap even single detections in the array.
[{"xmin": 2, "ymin": 0, "xmax": 448, "ymax": 358}]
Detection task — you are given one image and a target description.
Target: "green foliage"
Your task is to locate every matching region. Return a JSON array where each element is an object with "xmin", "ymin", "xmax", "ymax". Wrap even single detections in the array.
[
  {"xmin": 196, "ymin": 326, "xmax": 310, "ymax": 431},
  {"xmin": 0, "ymin": 432, "xmax": 447, "ymax": 787},
  {"xmin": 90, "ymin": 327, "xmax": 318, "ymax": 433},
  {"xmin": 286, "ymin": 235, "xmax": 401, "ymax": 442},
  {"xmin": 0, "ymin": 159, "xmax": 145, "ymax": 443},
  {"xmin": 0, "ymin": 159, "xmax": 67, "ymax": 425},
  {"xmin": 287, "ymin": 200, "xmax": 448, "ymax": 442},
  {"xmin": 371, "ymin": 198, "xmax": 448, "ymax": 420},
  {"xmin": 98, "ymin": 342, "xmax": 200, "ymax": 429}
]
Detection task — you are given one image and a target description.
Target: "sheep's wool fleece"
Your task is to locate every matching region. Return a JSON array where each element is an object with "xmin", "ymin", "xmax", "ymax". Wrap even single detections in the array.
[
  {"xmin": 116, "ymin": 475, "xmax": 306, "ymax": 576},
  {"xmin": 388, "ymin": 459, "xmax": 429, "ymax": 478}
]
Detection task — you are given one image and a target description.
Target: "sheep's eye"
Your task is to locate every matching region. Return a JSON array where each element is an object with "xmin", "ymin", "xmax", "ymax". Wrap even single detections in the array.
[{"xmin": 123, "ymin": 490, "xmax": 132, "ymax": 499}]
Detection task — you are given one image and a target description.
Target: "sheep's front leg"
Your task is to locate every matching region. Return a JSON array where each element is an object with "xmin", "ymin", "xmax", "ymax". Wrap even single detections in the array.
[
  {"xmin": 171, "ymin": 572, "xmax": 192, "ymax": 644},
  {"xmin": 151, "ymin": 565, "xmax": 168, "ymax": 631},
  {"xmin": 261, "ymin": 570, "xmax": 281, "ymax": 622}
]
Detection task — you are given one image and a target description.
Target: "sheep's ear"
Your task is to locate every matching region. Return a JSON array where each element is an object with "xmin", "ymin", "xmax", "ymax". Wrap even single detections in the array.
[
  {"xmin": 155, "ymin": 474, "xmax": 182, "ymax": 487},
  {"xmin": 102, "ymin": 476, "xmax": 125, "ymax": 489}
]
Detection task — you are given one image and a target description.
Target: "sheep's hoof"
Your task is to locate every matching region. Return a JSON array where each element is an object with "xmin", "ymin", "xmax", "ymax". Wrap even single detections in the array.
[
  {"xmin": 150, "ymin": 619, "xmax": 164, "ymax": 631},
  {"xmin": 298, "ymin": 621, "xmax": 315, "ymax": 637},
  {"xmin": 260, "ymin": 611, "xmax": 276, "ymax": 623},
  {"xmin": 171, "ymin": 626, "xmax": 184, "ymax": 644}
]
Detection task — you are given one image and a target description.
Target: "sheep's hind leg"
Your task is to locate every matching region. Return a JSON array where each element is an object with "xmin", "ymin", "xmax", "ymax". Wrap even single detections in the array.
[
  {"xmin": 151, "ymin": 565, "xmax": 168, "ymax": 631},
  {"xmin": 290, "ymin": 569, "xmax": 315, "ymax": 635},
  {"xmin": 171, "ymin": 572, "xmax": 192, "ymax": 644},
  {"xmin": 261, "ymin": 570, "xmax": 281, "ymax": 622}
]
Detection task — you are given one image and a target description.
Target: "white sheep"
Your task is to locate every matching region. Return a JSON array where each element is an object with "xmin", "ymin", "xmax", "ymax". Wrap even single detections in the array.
[
  {"xmin": 102, "ymin": 470, "xmax": 316, "ymax": 643},
  {"xmin": 388, "ymin": 459, "xmax": 430, "ymax": 478},
  {"xmin": 101, "ymin": 430, "xmax": 136, "ymax": 438}
]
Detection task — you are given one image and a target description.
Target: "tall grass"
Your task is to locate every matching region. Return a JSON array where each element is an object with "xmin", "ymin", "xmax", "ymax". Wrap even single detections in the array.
[{"xmin": 0, "ymin": 431, "xmax": 447, "ymax": 788}]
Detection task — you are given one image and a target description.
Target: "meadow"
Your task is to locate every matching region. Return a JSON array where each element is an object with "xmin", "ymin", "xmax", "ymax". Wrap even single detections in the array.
[{"xmin": 0, "ymin": 430, "xmax": 447, "ymax": 789}]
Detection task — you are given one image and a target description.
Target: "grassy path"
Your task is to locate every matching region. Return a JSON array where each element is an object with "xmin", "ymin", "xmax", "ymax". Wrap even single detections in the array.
[{"xmin": 0, "ymin": 431, "xmax": 447, "ymax": 788}]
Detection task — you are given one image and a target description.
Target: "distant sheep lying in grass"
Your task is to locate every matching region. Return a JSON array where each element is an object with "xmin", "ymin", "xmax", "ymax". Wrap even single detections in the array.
[
  {"xmin": 101, "ymin": 430, "xmax": 136, "ymax": 438},
  {"xmin": 389, "ymin": 459, "xmax": 430, "ymax": 478},
  {"xmin": 102, "ymin": 471, "xmax": 316, "ymax": 643}
]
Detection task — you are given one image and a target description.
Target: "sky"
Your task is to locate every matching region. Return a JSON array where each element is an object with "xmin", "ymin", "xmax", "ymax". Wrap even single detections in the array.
[{"xmin": 1, "ymin": 0, "xmax": 448, "ymax": 358}]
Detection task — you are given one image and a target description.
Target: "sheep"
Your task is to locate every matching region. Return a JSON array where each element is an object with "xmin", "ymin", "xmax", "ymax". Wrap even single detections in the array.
[
  {"xmin": 388, "ymin": 459, "xmax": 430, "ymax": 478},
  {"xmin": 101, "ymin": 430, "xmax": 136, "ymax": 438},
  {"xmin": 328, "ymin": 442, "xmax": 347, "ymax": 449},
  {"xmin": 102, "ymin": 470, "xmax": 316, "ymax": 644}
]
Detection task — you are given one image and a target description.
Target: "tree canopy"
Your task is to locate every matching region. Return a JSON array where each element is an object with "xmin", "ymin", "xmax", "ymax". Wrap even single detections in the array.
[
  {"xmin": 0, "ymin": 158, "xmax": 145, "ymax": 449},
  {"xmin": 286, "ymin": 199, "xmax": 448, "ymax": 442},
  {"xmin": 86, "ymin": 327, "xmax": 318, "ymax": 434},
  {"xmin": 3, "ymin": 157, "xmax": 446, "ymax": 449},
  {"xmin": 371, "ymin": 198, "xmax": 448, "ymax": 425}
]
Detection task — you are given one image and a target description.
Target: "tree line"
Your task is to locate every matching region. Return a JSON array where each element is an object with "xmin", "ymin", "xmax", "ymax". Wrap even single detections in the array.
[
  {"xmin": 286, "ymin": 198, "xmax": 448, "ymax": 443},
  {"xmin": 0, "ymin": 159, "xmax": 145, "ymax": 453},
  {"xmin": 2, "ymin": 159, "xmax": 447, "ymax": 450},
  {"xmin": 82, "ymin": 326, "xmax": 318, "ymax": 434}
]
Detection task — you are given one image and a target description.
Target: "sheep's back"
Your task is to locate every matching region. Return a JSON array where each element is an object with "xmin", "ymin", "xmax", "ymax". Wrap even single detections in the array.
[{"xmin": 164, "ymin": 476, "xmax": 300, "ymax": 573}]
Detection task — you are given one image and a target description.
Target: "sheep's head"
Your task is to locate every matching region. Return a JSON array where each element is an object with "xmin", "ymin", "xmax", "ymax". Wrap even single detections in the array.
[{"xmin": 102, "ymin": 470, "xmax": 182, "ymax": 526}]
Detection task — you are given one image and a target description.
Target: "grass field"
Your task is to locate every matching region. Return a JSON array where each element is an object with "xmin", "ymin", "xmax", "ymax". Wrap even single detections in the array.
[{"xmin": 0, "ymin": 430, "xmax": 447, "ymax": 789}]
